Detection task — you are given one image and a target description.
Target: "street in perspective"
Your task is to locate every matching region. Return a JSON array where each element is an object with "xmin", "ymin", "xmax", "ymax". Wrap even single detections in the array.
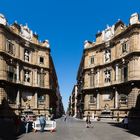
[
  {"xmin": 0, "ymin": 1, "xmax": 140, "ymax": 140},
  {"xmin": 17, "ymin": 117, "xmax": 140, "ymax": 140}
]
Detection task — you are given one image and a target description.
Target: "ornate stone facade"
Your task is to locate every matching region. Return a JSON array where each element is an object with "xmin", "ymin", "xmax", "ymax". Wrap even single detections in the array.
[
  {"xmin": 0, "ymin": 14, "xmax": 63, "ymax": 117},
  {"xmin": 76, "ymin": 13, "xmax": 140, "ymax": 119}
]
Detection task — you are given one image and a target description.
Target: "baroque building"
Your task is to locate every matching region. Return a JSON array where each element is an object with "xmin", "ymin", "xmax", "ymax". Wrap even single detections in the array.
[
  {"xmin": 0, "ymin": 14, "xmax": 64, "ymax": 117},
  {"xmin": 76, "ymin": 13, "xmax": 140, "ymax": 119},
  {"xmin": 69, "ymin": 85, "xmax": 78, "ymax": 117}
]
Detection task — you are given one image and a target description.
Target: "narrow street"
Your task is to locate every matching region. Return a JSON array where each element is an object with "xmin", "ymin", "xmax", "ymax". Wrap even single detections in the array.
[{"xmin": 18, "ymin": 117, "xmax": 139, "ymax": 140}]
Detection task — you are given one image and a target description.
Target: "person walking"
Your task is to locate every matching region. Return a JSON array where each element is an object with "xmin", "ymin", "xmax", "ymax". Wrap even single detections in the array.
[
  {"xmin": 123, "ymin": 116, "xmax": 128, "ymax": 128},
  {"xmin": 39, "ymin": 115, "xmax": 46, "ymax": 132},
  {"xmin": 64, "ymin": 114, "xmax": 67, "ymax": 122},
  {"xmin": 86, "ymin": 112, "xmax": 91, "ymax": 128},
  {"xmin": 25, "ymin": 115, "xmax": 30, "ymax": 133}
]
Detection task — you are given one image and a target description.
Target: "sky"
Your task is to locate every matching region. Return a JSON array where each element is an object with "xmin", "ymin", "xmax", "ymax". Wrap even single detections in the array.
[{"xmin": 1, "ymin": 0, "xmax": 140, "ymax": 111}]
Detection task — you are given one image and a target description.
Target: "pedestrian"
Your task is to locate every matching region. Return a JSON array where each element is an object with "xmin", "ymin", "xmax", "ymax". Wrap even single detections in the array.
[
  {"xmin": 123, "ymin": 116, "xmax": 128, "ymax": 129},
  {"xmin": 50, "ymin": 114, "xmax": 55, "ymax": 121},
  {"xmin": 39, "ymin": 115, "xmax": 46, "ymax": 132},
  {"xmin": 25, "ymin": 115, "xmax": 30, "ymax": 133},
  {"xmin": 86, "ymin": 112, "xmax": 91, "ymax": 128},
  {"xmin": 64, "ymin": 114, "xmax": 67, "ymax": 122},
  {"xmin": 14, "ymin": 116, "xmax": 21, "ymax": 134}
]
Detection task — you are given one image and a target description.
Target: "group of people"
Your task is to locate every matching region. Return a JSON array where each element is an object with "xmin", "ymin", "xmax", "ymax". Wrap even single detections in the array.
[{"xmin": 85, "ymin": 112, "xmax": 129, "ymax": 129}]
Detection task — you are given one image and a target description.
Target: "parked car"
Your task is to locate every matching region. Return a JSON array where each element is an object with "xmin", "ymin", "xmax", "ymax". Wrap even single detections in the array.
[{"xmin": 20, "ymin": 110, "xmax": 36, "ymax": 122}]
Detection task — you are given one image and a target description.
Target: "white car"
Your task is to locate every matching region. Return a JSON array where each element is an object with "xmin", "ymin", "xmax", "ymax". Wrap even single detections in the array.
[{"xmin": 32, "ymin": 119, "xmax": 56, "ymax": 131}]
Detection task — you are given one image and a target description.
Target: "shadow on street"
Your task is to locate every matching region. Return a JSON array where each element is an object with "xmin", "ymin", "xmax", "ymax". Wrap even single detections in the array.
[{"xmin": 108, "ymin": 121, "xmax": 140, "ymax": 137}]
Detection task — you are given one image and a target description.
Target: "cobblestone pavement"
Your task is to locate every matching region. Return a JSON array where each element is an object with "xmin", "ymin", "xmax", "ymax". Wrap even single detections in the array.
[{"xmin": 18, "ymin": 117, "xmax": 140, "ymax": 140}]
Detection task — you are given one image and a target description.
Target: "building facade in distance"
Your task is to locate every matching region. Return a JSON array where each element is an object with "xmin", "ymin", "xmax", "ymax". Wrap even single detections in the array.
[
  {"xmin": 0, "ymin": 14, "xmax": 64, "ymax": 117},
  {"xmin": 76, "ymin": 13, "xmax": 140, "ymax": 119}
]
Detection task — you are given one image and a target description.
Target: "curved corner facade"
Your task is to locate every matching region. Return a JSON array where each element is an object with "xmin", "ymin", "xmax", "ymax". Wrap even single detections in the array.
[
  {"xmin": 75, "ymin": 13, "xmax": 140, "ymax": 119},
  {"xmin": 0, "ymin": 14, "xmax": 64, "ymax": 117}
]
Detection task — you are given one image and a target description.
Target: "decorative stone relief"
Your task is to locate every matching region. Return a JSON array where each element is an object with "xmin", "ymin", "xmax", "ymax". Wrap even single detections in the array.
[
  {"xmin": 20, "ymin": 24, "xmax": 33, "ymax": 41},
  {"xmin": 130, "ymin": 13, "xmax": 139, "ymax": 25},
  {"xmin": 102, "ymin": 25, "xmax": 115, "ymax": 41},
  {"xmin": 84, "ymin": 40, "xmax": 92, "ymax": 49},
  {"xmin": 0, "ymin": 14, "xmax": 7, "ymax": 25},
  {"xmin": 42, "ymin": 40, "xmax": 50, "ymax": 48}
]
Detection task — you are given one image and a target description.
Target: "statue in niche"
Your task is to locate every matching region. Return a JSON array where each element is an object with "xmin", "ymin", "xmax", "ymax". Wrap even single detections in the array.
[
  {"xmin": 104, "ymin": 103, "xmax": 110, "ymax": 111},
  {"xmin": 105, "ymin": 70, "xmax": 111, "ymax": 83},
  {"xmin": 105, "ymin": 50, "xmax": 111, "ymax": 62},
  {"xmin": 24, "ymin": 71, "xmax": 30, "ymax": 82},
  {"xmin": 24, "ymin": 50, "xmax": 29, "ymax": 62}
]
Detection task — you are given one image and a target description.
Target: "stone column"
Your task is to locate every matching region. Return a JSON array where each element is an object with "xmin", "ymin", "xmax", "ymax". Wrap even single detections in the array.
[
  {"xmin": 34, "ymin": 69, "xmax": 37, "ymax": 86},
  {"xmin": 115, "ymin": 90, "xmax": 118, "ymax": 109},
  {"xmin": 0, "ymin": 87, "xmax": 6, "ymax": 105},
  {"xmin": 16, "ymin": 90, "xmax": 20, "ymax": 107},
  {"xmin": 115, "ymin": 64, "xmax": 119, "ymax": 82},
  {"xmin": 97, "ymin": 70, "xmax": 100, "ymax": 86},
  {"xmin": 16, "ymin": 63, "xmax": 19, "ymax": 83},
  {"xmin": 46, "ymin": 94, "xmax": 50, "ymax": 110},
  {"xmin": 34, "ymin": 92, "xmax": 38, "ymax": 108},
  {"xmin": 97, "ymin": 92, "xmax": 100, "ymax": 109},
  {"xmin": 84, "ymin": 94, "xmax": 89, "ymax": 110}
]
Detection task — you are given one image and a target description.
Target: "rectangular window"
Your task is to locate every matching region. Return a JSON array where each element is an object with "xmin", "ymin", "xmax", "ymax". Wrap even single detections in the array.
[
  {"xmin": 6, "ymin": 40, "xmax": 14, "ymax": 55},
  {"xmin": 90, "ymin": 74, "xmax": 94, "ymax": 87},
  {"xmin": 121, "ymin": 66, "xmax": 128, "ymax": 82},
  {"xmin": 39, "ymin": 57, "xmax": 44, "ymax": 64},
  {"xmin": 122, "ymin": 43, "xmax": 128, "ymax": 53},
  {"xmin": 37, "ymin": 73, "xmax": 44, "ymax": 87},
  {"xmin": 38, "ymin": 94, "xmax": 46, "ymax": 104},
  {"xmin": 7, "ymin": 66, "xmax": 16, "ymax": 82},
  {"xmin": 90, "ymin": 56, "xmax": 94, "ymax": 64}
]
